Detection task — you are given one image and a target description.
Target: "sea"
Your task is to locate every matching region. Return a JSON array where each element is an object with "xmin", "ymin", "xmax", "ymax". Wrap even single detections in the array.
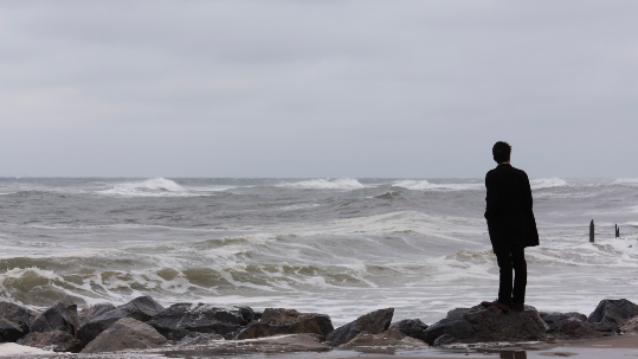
[{"xmin": 1, "ymin": 177, "xmax": 637, "ymax": 327}]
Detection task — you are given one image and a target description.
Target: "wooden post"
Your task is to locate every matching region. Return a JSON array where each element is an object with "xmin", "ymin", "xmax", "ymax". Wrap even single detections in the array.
[
  {"xmin": 590, "ymin": 220, "xmax": 595, "ymax": 243},
  {"xmin": 616, "ymin": 225, "xmax": 620, "ymax": 238}
]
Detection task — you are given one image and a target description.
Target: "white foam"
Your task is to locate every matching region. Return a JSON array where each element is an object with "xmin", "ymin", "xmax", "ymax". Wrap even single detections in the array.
[
  {"xmin": 98, "ymin": 178, "xmax": 193, "ymax": 197},
  {"xmin": 530, "ymin": 178, "xmax": 567, "ymax": 189},
  {"xmin": 0, "ymin": 343, "xmax": 53, "ymax": 356},
  {"xmin": 612, "ymin": 178, "xmax": 638, "ymax": 186},
  {"xmin": 277, "ymin": 179, "xmax": 367, "ymax": 190},
  {"xmin": 392, "ymin": 180, "xmax": 483, "ymax": 191}
]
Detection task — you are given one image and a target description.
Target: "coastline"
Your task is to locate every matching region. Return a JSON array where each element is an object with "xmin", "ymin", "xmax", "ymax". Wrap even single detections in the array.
[{"xmin": 3, "ymin": 334, "xmax": 638, "ymax": 359}]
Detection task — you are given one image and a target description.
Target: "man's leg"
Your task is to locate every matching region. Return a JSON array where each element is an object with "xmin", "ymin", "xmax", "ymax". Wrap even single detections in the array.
[
  {"xmin": 494, "ymin": 246, "xmax": 513, "ymax": 306},
  {"xmin": 511, "ymin": 245, "xmax": 527, "ymax": 305}
]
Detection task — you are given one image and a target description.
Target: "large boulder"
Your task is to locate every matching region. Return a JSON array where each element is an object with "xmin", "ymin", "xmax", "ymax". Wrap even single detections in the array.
[
  {"xmin": 390, "ymin": 319, "xmax": 429, "ymax": 342},
  {"xmin": 0, "ymin": 302, "xmax": 33, "ymax": 334},
  {"xmin": 0, "ymin": 318, "xmax": 24, "ymax": 343},
  {"xmin": 235, "ymin": 308, "xmax": 334, "ymax": 341},
  {"xmin": 340, "ymin": 327, "xmax": 425, "ymax": 349},
  {"xmin": 81, "ymin": 317, "xmax": 167, "ymax": 353},
  {"xmin": 78, "ymin": 295, "xmax": 164, "ymax": 343},
  {"xmin": 30, "ymin": 296, "xmax": 78, "ymax": 335},
  {"xmin": 147, "ymin": 303, "xmax": 250, "ymax": 341},
  {"xmin": 587, "ymin": 299, "xmax": 638, "ymax": 332},
  {"xmin": 17, "ymin": 330, "xmax": 83, "ymax": 353},
  {"xmin": 78, "ymin": 303, "xmax": 116, "ymax": 327},
  {"xmin": 0, "ymin": 302, "xmax": 33, "ymax": 342},
  {"xmin": 541, "ymin": 312, "xmax": 608, "ymax": 340},
  {"xmin": 325, "ymin": 308, "xmax": 393, "ymax": 347},
  {"xmin": 422, "ymin": 305, "xmax": 548, "ymax": 346}
]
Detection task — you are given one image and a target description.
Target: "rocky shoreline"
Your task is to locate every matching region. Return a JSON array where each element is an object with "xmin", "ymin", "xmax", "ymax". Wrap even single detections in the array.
[{"xmin": 2, "ymin": 296, "xmax": 638, "ymax": 356}]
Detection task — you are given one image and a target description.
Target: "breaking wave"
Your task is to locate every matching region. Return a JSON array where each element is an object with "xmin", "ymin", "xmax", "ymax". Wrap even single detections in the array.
[
  {"xmin": 530, "ymin": 178, "xmax": 567, "ymax": 190},
  {"xmin": 276, "ymin": 179, "xmax": 367, "ymax": 190},
  {"xmin": 96, "ymin": 178, "xmax": 233, "ymax": 197},
  {"xmin": 612, "ymin": 178, "xmax": 638, "ymax": 186},
  {"xmin": 392, "ymin": 180, "xmax": 483, "ymax": 191}
]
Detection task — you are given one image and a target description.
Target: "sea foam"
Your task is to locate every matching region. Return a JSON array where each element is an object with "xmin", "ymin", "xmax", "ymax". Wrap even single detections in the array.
[
  {"xmin": 277, "ymin": 179, "xmax": 367, "ymax": 190},
  {"xmin": 392, "ymin": 180, "xmax": 483, "ymax": 191},
  {"xmin": 530, "ymin": 178, "xmax": 567, "ymax": 189}
]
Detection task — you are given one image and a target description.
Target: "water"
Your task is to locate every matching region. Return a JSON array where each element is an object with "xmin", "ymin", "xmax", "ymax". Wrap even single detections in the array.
[{"xmin": 0, "ymin": 177, "xmax": 637, "ymax": 326}]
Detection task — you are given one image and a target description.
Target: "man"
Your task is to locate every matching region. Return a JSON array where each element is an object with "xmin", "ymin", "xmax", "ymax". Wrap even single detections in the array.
[{"xmin": 481, "ymin": 141, "xmax": 539, "ymax": 312}]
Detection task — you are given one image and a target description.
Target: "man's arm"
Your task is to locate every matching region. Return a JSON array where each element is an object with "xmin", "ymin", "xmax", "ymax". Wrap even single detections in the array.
[
  {"xmin": 484, "ymin": 171, "xmax": 498, "ymax": 221},
  {"xmin": 522, "ymin": 171, "xmax": 533, "ymax": 210}
]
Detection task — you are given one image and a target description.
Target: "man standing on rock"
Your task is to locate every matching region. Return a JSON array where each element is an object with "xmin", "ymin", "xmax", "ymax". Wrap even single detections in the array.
[{"xmin": 482, "ymin": 141, "xmax": 539, "ymax": 312}]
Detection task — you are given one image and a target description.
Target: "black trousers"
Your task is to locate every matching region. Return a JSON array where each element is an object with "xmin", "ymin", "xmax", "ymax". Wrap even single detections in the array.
[{"xmin": 493, "ymin": 242, "xmax": 527, "ymax": 305}]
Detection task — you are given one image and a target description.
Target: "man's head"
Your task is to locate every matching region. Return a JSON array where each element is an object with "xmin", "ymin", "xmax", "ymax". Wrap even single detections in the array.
[{"xmin": 492, "ymin": 141, "xmax": 511, "ymax": 164}]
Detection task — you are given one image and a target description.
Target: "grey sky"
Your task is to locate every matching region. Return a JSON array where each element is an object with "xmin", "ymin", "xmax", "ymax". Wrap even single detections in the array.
[{"xmin": 1, "ymin": 1, "xmax": 637, "ymax": 178}]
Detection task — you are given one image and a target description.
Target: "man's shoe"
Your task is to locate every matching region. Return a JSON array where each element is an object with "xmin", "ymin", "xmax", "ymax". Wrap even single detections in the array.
[
  {"xmin": 480, "ymin": 300, "xmax": 510, "ymax": 312},
  {"xmin": 510, "ymin": 303, "xmax": 525, "ymax": 311}
]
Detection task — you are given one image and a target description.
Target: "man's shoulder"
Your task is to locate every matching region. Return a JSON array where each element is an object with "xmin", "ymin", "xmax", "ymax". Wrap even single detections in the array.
[{"xmin": 510, "ymin": 166, "xmax": 529, "ymax": 178}]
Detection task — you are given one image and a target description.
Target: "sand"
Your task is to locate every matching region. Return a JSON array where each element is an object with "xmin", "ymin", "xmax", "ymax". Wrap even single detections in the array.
[{"xmin": 2, "ymin": 334, "xmax": 638, "ymax": 359}]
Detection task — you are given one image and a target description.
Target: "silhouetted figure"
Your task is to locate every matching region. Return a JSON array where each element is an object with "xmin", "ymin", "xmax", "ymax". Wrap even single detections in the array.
[{"xmin": 482, "ymin": 142, "xmax": 539, "ymax": 312}]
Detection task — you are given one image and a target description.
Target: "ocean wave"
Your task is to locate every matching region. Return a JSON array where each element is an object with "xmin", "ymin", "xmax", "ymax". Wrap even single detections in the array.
[
  {"xmin": 392, "ymin": 180, "xmax": 483, "ymax": 191},
  {"xmin": 611, "ymin": 178, "xmax": 638, "ymax": 186},
  {"xmin": 530, "ymin": 178, "xmax": 567, "ymax": 190},
  {"xmin": 276, "ymin": 179, "xmax": 367, "ymax": 190},
  {"xmin": 96, "ymin": 178, "xmax": 233, "ymax": 197}
]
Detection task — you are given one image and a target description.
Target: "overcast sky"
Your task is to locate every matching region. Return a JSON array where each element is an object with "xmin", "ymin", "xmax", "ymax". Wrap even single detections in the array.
[{"xmin": 1, "ymin": 1, "xmax": 637, "ymax": 178}]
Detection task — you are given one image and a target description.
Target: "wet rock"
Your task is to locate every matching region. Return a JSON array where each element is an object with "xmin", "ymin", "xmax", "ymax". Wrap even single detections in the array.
[
  {"xmin": 541, "ymin": 312, "xmax": 607, "ymax": 340},
  {"xmin": 0, "ymin": 318, "xmax": 24, "ymax": 342},
  {"xmin": 177, "ymin": 332, "xmax": 224, "ymax": 346},
  {"xmin": 147, "ymin": 303, "xmax": 249, "ymax": 341},
  {"xmin": 235, "ymin": 308, "xmax": 334, "ymax": 341},
  {"xmin": 236, "ymin": 306, "xmax": 259, "ymax": 323},
  {"xmin": 422, "ymin": 305, "xmax": 548, "ymax": 346},
  {"xmin": 17, "ymin": 330, "xmax": 83, "ymax": 353},
  {"xmin": 390, "ymin": 319, "xmax": 429, "ymax": 342},
  {"xmin": 340, "ymin": 327, "xmax": 426, "ymax": 349},
  {"xmin": 78, "ymin": 295, "xmax": 164, "ymax": 343},
  {"xmin": 78, "ymin": 303, "xmax": 116, "ymax": 327},
  {"xmin": 325, "ymin": 308, "xmax": 393, "ymax": 347},
  {"xmin": 587, "ymin": 299, "xmax": 638, "ymax": 331},
  {"xmin": 30, "ymin": 296, "xmax": 78, "ymax": 335},
  {"xmin": 81, "ymin": 317, "xmax": 167, "ymax": 353},
  {"xmin": 0, "ymin": 302, "xmax": 33, "ymax": 335},
  {"xmin": 620, "ymin": 316, "xmax": 638, "ymax": 333}
]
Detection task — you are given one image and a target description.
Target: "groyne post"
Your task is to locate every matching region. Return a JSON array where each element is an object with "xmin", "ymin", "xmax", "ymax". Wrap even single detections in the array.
[
  {"xmin": 590, "ymin": 220, "xmax": 595, "ymax": 243},
  {"xmin": 615, "ymin": 224, "xmax": 620, "ymax": 238}
]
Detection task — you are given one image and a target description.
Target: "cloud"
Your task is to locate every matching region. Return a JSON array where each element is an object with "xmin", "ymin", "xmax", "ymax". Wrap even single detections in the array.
[{"xmin": 1, "ymin": 1, "xmax": 637, "ymax": 177}]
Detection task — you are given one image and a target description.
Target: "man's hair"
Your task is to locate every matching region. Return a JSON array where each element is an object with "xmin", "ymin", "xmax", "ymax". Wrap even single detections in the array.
[{"xmin": 492, "ymin": 141, "xmax": 511, "ymax": 163}]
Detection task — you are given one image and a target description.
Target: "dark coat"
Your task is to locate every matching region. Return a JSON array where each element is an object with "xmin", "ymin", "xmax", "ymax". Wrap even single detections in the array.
[{"xmin": 484, "ymin": 164, "xmax": 539, "ymax": 248}]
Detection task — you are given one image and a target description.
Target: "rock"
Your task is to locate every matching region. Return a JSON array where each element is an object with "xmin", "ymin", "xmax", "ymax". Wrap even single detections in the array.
[
  {"xmin": 390, "ymin": 319, "xmax": 428, "ymax": 341},
  {"xmin": 235, "ymin": 308, "xmax": 334, "ymax": 341},
  {"xmin": 421, "ymin": 305, "xmax": 548, "ymax": 346},
  {"xmin": 0, "ymin": 318, "xmax": 24, "ymax": 342},
  {"xmin": 81, "ymin": 318, "xmax": 167, "ymax": 353},
  {"xmin": 78, "ymin": 295, "xmax": 164, "ymax": 343},
  {"xmin": 30, "ymin": 296, "xmax": 78, "ymax": 335},
  {"xmin": 340, "ymin": 327, "xmax": 426, "ymax": 349},
  {"xmin": 78, "ymin": 303, "xmax": 116, "ymax": 327},
  {"xmin": 0, "ymin": 302, "xmax": 33, "ymax": 334},
  {"xmin": 17, "ymin": 330, "xmax": 83, "ymax": 353},
  {"xmin": 587, "ymin": 299, "xmax": 638, "ymax": 331},
  {"xmin": 177, "ymin": 332, "xmax": 224, "ymax": 346},
  {"xmin": 147, "ymin": 303, "xmax": 249, "ymax": 341},
  {"xmin": 541, "ymin": 312, "xmax": 607, "ymax": 340},
  {"xmin": 325, "ymin": 308, "xmax": 393, "ymax": 347},
  {"xmin": 620, "ymin": 316, "xmax": 638, "ymax": 333},
  {"xmin": 236, "ymin": 306, "xmax": 259, "ymax": 323}
]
